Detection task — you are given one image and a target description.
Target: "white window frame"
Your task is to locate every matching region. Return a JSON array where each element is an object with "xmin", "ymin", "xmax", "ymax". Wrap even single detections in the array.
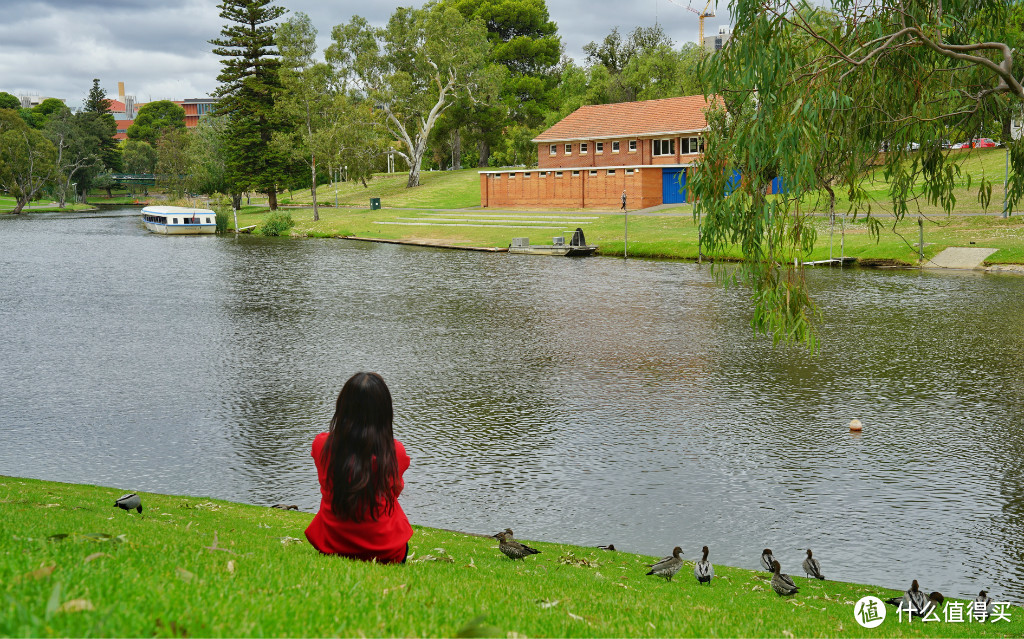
[
  {"xmin": 565, "ymin": 143, "xmax": 572, "ymax": 155},
  {"xmin": 589, "ymin": 170, "xmax": 598, "ymax": 176},
  {"xmin": 555, "ymin": 171, "xmax": 564, "ymax": 177},
  {"xmin": 612, "ymin": 141, "xmax": 620, "ymax": 153},
  {"xmin": 549, "ymin": 144, "xmax": 557, "ymax": 155},
  {"xmin": 572, "ymin": 170, "xmax": 580, "ymax": 176},
  {"xmin": 580, "ymin": 143, "xmax": 588, "ymax": 154},
  {"xmin": 628, "ymin": 140, "xmax": 637, "ymax": 152},
  {"xmin": 607, "ymin": 169, "xmax": 616, "ymax": 175},
  {"xmin": 625, "ymin": 168, "xmax": 635, "ymax": 175},
  {"xmin": 596, "ymin": 142, "xmax": 604, "ymax": 153},
  {"xmin": 653, "ymin": 138, "xmax": 676, "ymax": 156},
  {"xmin": 682, "ymin": 136, "xmax": 706, "ymax": 155}
]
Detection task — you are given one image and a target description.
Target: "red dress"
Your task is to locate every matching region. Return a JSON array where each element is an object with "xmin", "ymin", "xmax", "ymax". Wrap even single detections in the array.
[{"xmin": 304, "ymin": 432, "xmax": 413, "ymax": 563}]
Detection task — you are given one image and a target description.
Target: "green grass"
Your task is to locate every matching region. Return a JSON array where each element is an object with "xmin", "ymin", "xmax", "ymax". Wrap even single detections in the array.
[
  {"xmin": 2, "ymin": 477, "xmax": 1021, "ymax": 637},
  {"xmin": 0, "ymin": 195, "xmax": 94, "ymax": 213}
]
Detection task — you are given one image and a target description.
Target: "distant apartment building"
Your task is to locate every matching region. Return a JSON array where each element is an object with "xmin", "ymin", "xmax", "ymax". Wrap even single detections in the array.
[
  {"xmin": 703, "ymin": 25, "xmax": 731, "ymax": 52},
  {"xmin": 110, "ymin": 82, "xmax": 217, "ymax": 140},
  {"xmin": 17, "ymin": 95, "xmax": 65, "ymax": 109}
]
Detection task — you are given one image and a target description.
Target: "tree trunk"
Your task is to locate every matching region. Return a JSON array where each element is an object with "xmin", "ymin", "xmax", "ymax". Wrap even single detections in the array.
[
  {"xmin": 268, "ymin": 189, "xmax": 278, "ymax": 210},
  {"xmin": 231, "ymin": 193, "xmax": 242, "ymax": 210},
  {"xmin": 1003, "ymin": 113, "xmax": 1012, "ymax": 141},
  {"xmin": 477, "ymin": 139, "xmax": 490, "ymax": 168},
  {"xmin": 311, "ymin": 152, "xmax": 319, "ymax": 222},
  {"xmin": 453, "ymin": 129, "xmax": 462, "ymax": 170},
  {"xmin": 12, "ymin": 196, "xmax": 28, "ymax": 214}
]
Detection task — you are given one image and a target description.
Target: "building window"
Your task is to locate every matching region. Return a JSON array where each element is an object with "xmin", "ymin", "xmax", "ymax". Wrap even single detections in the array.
[
  {"xmin": 589, "ymin": 170, "xmax": 597, "ymax": 176},
  {"xmin": 625, "ymin": 169, "xmax": 635, "ymax": 175},
  {"xmin": 539, "ymin": 172, "xmax": 547, "ymax": 177},
  {"xmin": 556, "ymin": 171, "xmax": 564, "ymax": 177},
  {"xmin": 612, "ymin": 141, "xmax": 620, "ymax": 152},
  {"xmin": 628, "ymin": 140, "xmax": 637, "ymax": 152},
  {"xmin": 653, "ymin": 138, "xmax": 676, "ymax": 156},
  {"xmin": 580, "ymin": 143, "xmax": 588, "ymax": 154},
  {"xmin": 682, "ymin": 136, "xmax": 706, "ymax": 154},
  {"xmin": 572, "ymin": 170, "xmax": 580, "ymax": 176},
  {"xmin": 565, "ymin": 144, "xmax": 572, "ymax": 154},
  {"xmin": 607, "ymin": 169, "xmax": 616, "ymax": 175},
  {"xmin": 549, "ymin": 144, "xmax": 557, "ymax": 155},
  {"xmin": 509, "ymin": 173, "xmax": 516, "ymax": 178},
  {"xmin": 596, "ymin": 142, "xmax": 604, "ymax": 153},
  {"xmin": 524, "ymin": 172, "xmax": 531, "ymax": 178}
]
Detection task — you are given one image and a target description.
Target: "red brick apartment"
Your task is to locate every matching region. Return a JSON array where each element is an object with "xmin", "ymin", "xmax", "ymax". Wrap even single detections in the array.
[{"xmin": 480, "ymin": 95, "xmax": 715, "ymax": 209}]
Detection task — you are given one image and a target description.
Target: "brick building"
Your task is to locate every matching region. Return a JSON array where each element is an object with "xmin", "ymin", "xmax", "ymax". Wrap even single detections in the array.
[{"xmin": 479, "ymin": 95, "xmax": 715, "ymax": 209}]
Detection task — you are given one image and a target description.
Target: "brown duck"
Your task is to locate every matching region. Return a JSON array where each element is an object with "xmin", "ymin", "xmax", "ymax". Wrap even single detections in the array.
[
  {"xmin": 646, "ymin": 546, "xmax": 684, "ymax": 581},
  {"xmin": 771, "ymin": 560, "xmax": 799, "ymax": 596},
  {"xmin": 494, "ymin": 530, "xmax": 540, "ymax": 560}
]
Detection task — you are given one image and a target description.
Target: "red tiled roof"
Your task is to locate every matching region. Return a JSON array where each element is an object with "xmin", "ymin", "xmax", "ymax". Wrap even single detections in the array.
[
  {"xmin": 107, "ymin": 99, "xmax": 126, "ymax": 112},
  {"xmin": 533, "ymin": 95, "xmax": 718, "ymax": 142}
]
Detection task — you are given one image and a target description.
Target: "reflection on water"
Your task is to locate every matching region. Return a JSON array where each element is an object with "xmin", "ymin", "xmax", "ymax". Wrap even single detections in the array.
[{"xmin": 1, "ymin": 209, "xmax": 1023, "ymax": 603}]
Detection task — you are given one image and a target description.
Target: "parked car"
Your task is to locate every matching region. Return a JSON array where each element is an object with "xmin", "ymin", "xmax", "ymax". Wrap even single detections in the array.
[
  {"xmin": 951, "ymin": 141, "xmax": 970, "ymax": 149},
  {"xmin": 972, "ymin": 138, "xmax": 997, "ymax": 148}
]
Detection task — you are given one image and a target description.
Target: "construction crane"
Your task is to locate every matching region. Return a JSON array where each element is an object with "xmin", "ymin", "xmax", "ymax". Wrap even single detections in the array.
[{"xmin": 667, "ymin": 0, "xmax": 715, "ymax": 47}]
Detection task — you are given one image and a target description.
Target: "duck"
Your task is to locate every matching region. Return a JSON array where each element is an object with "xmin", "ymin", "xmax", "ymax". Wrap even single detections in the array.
[
  {"xmin": 921, "ymin": 592, "xmax": 945, "ymax": 617},
  {"xmin": 760, "ymin": 548, "xmax": 775, "ymax": 572},
  {"xmin": 646, "ymin": 546, "xmax": 684, "ymax": 582},
  {"xmin": 973, "ymin": 590, "xmax": 994, "ymax": 621},
  {"xmin": 114, "ymin": 493, "xmax": 142, "ymax": 514},
  {"xmin": 493, "ymin": 530, "xmax": 540, "ymax": 560},
  {"xmin": 771, "ymin": 560, "xmax": 799, "ymax": 596},
  {"xmin": 596, "ymin": 544, "xmax": 616, "ymax": 551},
  {"xmin": 694, "ymin": 546, "xmax": 714, "ymax": 585},
  {"xmin": 885, "ymin": 580, "xmax": 928, "ymax": 614},
  {"xmin": 802, "ymin": 549, "xmax": 824, "ymax": 580}
]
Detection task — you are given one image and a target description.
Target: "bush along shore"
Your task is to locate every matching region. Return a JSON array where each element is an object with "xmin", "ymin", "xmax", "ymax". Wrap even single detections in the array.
[{"xmin": 4, "ymin": 478, "xmax": 1022, "ymax": 637}]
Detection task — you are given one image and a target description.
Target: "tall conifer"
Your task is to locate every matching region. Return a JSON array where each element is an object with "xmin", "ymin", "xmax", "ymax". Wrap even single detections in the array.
[
  {"xmin": 82, "ymin": 79, "xmax": 121, "ymax": 172},
  {"xmin": 210, "ymin": 0, "xmax": 289, "ymax": 210}
]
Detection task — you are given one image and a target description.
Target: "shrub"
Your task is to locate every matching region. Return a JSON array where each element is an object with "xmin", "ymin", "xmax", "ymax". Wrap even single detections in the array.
[
  {"xmin": 215, "ymin": 211, "xmax": 229, "ymax": 234},
  {"xmin": 254, "ymin": 211, "xmax": 294, "ymax": 236}
]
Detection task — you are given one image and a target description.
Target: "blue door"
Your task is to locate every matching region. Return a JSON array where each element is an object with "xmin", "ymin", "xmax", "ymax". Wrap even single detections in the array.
[{"xmin": 662, "ymin": 168, "xmax": 686, "ymax": 203}]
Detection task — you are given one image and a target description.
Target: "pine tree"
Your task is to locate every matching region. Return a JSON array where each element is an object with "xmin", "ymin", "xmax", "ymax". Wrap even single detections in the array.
[
  {"xmin": 210, "ymin": 0, "xmax": 289, "ymax": 210},
  {"xmin": 82, "ymin": 79, "xmax": 121, "ymax": 173}
]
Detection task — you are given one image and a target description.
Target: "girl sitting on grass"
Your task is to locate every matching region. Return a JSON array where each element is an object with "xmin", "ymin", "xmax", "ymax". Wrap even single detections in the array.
[{"xmin": 305, "ymin": 372, "xmax": 413, "ymax": 563}]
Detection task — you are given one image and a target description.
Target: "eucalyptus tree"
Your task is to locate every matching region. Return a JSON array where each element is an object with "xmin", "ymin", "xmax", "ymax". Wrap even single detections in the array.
[
  {"xmin": 327, "ymin": 5, "xmax": 490, "ymax": 187},
  {"xmin": 210, "ymin": 0, "xmax": 289, "ymax": 210},
  {"xmin": 0, "ymin": 109, "xmax": 57, "ymax": 214},
  {"xmin": 127, "ymin": 100, "xmax": 186, "ymax": 145},
  {"xmin": 691, "ymin": 0, "xmax": 1023, "ymax": 349},
  {"xmin": 275, "ymin": 11, "xmax": 334, "ymax": 220},
  {"xmin": 44, "ymin": 107, "xmax": 104, "ymax": 207}
]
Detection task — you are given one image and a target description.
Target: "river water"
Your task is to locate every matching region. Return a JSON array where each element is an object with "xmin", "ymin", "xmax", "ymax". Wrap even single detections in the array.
[{"xmin": 2, "ymin": 208, "xmax": 1023, "ymax": 603}]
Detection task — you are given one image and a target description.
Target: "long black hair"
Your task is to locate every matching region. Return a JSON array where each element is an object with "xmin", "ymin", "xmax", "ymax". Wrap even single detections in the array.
[{"xmin": 321, "ymin": 372, "xmax": 399, "ymax": 522}]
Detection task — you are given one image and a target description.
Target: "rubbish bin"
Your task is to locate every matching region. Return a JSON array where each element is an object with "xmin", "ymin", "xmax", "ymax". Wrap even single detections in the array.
[{"xmin": 370, "ymin": 197, "xmax": 381, "ymax": 210}]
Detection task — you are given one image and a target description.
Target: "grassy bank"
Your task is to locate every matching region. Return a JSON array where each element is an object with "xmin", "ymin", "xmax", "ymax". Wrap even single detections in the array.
[
  {"xmin": 222, "ymin": 148, "xmax": 1023, "ymax": 265},
  {"xmin": 230, "ymin": 204, "xmax": 1024, "ymax": 266},
  {"xmin": 0, "ymin": 195, "xmax": 95, "ymax": 213},
  {"xmin": 2, "ymin": 477, "xmax": 1020, "ymax": 637}
]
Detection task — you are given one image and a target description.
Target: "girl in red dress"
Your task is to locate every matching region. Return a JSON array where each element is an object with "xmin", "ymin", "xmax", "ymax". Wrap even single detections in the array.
[{"xmin": 305, "ymin": 372, "xmax": 413, "ymax": 563}]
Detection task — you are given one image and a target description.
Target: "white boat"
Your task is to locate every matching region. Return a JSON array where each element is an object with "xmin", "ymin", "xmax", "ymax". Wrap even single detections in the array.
[{"xmin": 142, "ymin": 205, "xmax": 217, "ymax": 235}]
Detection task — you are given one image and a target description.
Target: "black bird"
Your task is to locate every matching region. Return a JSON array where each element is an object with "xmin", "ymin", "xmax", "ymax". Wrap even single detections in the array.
[
  {"xmin": 694, "ymin": 546, "xmax": 714, "ymax": 585},
  {"xmin": 114, "ymin": 493, "xmax": 142, "ymax": 514},
  {"xmin": 494, "ymin": 531, "xmax": 540, "ymax": 560},
  {"xmin": 761, "ymin": 548, "xmax": 775, "ymax": 572},
  {"xmin": 802, "ymin": 549, "xmax": 825, "ymax": 580},
  {"xmin": 771, "ymin": 560, "xmax": 799, "ymax": 596},
  {"xmin": 596, "ymin": 544, "xmax": 616, "ymax": 551},
  {"xmin": 646, "ymin": 546, "xmax": 684, "ymax": 582},
  {"xmin": 270, "ymin": 504, "xmax": 299, "ymax": 510}
]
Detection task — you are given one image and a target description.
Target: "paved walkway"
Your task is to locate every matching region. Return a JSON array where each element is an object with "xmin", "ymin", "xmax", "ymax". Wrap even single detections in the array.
[{"xmin": 925, "ymin": 247, "xmax": 998, "ymax": 269}]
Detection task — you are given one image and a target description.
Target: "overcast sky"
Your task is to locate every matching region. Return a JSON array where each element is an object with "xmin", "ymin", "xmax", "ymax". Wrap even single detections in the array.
[{"xmin": 0, "ymin": 0, "xmax": 728, "ymax": 106}]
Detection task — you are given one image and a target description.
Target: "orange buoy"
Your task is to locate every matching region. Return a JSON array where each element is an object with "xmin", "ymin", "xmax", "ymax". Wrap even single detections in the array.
[{"xmin": 849, "ymin": 419, "xmax": 863, "ymax": 432}]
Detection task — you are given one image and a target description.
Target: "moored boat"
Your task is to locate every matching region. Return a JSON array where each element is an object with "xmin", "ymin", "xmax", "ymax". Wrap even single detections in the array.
[
  {"xmin": 508, "ymin": 227, "xmax": 597, "ymax": 257},
  {"xmin": 142, "ymin": 205, "xmax": 216, "ymax": 235}
]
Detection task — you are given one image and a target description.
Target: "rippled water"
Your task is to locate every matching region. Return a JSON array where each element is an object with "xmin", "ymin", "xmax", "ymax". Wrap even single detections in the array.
[{"xmin": 2, "ymin": 208, "xmax": 1023, "ymax": 603}]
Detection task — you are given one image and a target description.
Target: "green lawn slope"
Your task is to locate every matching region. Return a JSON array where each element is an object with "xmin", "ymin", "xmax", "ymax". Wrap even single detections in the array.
[{"xmin": 3, "ymin": 477, "xmax": 1021, "ymax": 637}]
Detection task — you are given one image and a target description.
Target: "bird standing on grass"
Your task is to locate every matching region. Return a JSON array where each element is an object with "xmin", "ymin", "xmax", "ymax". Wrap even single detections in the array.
[
  {"xmin": 802, "ymin": 549, "xmax": 825, "ymax": 580},
  {"xmin": 760, "ymin": 548, "xmax": 775, "ymax": 572},
  {"xmin": 771, "ymin": 560, "xmax": 799, "ymax": 596},
  {"xmin": 885, "ymin": 579, "xmax": 927, "ymax": 614},
  {"xmin": 973, "ymin": 590, "xmax": 994, "ymax": 621},
  {"xmin": 494, "ymin": 531, "xmax": 540, "ymax": 560},
  {"xmin": 646, "ymin": 546, "xmax": 684, "ymax": 582},
  {"xmin": 694, "ymin": 546, "xmax": 714, "ymax": 585},
  {"xmin": 114, "ymin": 493, "xmax": 142, "ymax": 514},
  {"xmin": 597, "ymin": 544, "xmax": 616, "ymax": 551}
]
